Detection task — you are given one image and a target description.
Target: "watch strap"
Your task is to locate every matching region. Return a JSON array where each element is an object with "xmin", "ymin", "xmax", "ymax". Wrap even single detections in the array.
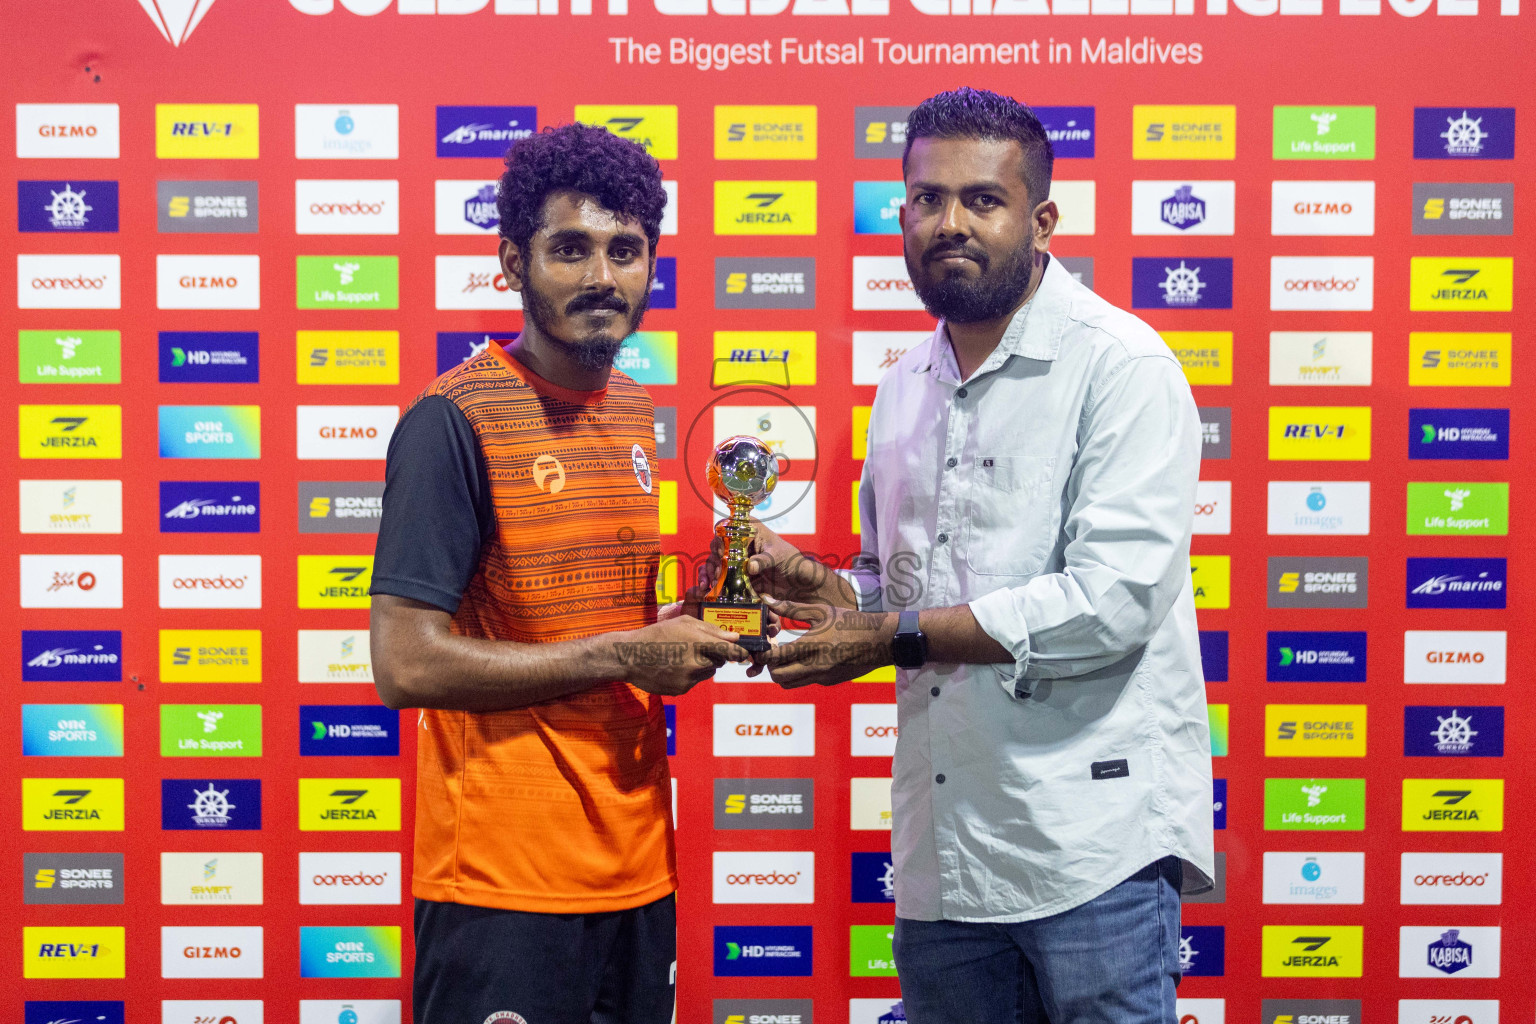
[{"xmin": 897, "ymin": 609, "xmax": 920, "ymax": 636}]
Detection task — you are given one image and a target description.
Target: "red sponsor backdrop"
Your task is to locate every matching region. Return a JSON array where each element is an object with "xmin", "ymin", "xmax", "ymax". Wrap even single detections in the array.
[{"xmin": 3, "ymin": 1, "xmax": 1533, "ymax": 1020}]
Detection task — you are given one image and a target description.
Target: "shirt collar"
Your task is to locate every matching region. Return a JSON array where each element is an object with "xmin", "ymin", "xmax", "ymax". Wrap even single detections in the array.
[{"xmin": 913, "ymin": 253, "xmax": 1073, "ymax": 379}]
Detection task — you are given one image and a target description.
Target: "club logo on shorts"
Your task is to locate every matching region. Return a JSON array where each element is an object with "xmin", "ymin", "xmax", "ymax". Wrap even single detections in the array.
[
  {"xmin": 632, "ymin": 443, "xmax": 653, "ymax": 493},
  {"xmin": 484, "ymin": 1013, "xmax": 529, "ymax": 1024}
]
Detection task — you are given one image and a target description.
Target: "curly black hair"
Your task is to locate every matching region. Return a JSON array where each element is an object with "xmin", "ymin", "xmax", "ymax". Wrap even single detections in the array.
[
  {"xmin": 903, "ymin": 88, "xmax": 1055, "ymax": 207},
  {"xmin": 496, "ymin": 122, "xmax": 668, "ymax": 256}
]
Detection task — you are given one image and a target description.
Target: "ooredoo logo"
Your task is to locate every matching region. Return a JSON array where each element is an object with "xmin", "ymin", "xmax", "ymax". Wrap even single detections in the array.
[
  {"xmin": 296, "ymin": 406, "xmax": 398, "ymax": 460},
  {"xmin": 713, "ymin": 851, "xmax": 814, "ymax": 904},
  {"xmin": 159, "ymin": 555, "xmax": 262, "ymax": 610},
  {"xmin": 850, "ymin": 703, "xmax": 897, "ymax": 757},
  {"xmin": 295, "ymin": 180, "xmax": 399, "ymax": 235},
  {"xmin": 853, "ymin": 256, "xmax": 922, "ymax": 311},
  {"xmin": 713, "ymin": 704, "xmax": 815, "ymax": 757},
  {"xmin": 18, "ymin": 255, "xmax": 121, "ymax": 309},
  {"xmin": 1270, "ymin": 257, "xmax": 1374, "ymax": 311},
  {"xmin": 299, "ymin": 852, "xmax": 402, "ymax": 905}
]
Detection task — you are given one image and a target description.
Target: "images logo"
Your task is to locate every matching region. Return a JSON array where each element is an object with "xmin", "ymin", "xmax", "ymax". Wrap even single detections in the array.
[
  {"xmin": 1404, "ymin": 630, "xmax": 1506, "ymax": 684},
  {"xmin": 160, "ymin": 482, "xmax": 260, "ymax": 534},
  {"xmin": 17, "ymin": 254, "xmax": 121, "ymax": 309},
  {"xmin": 1410, "ymin": 258, "xmax": 1512, "ymax": 312},
  {"xmin": 19, "ymin": 554, "xmax": 124, "ymax": 609},
  {"xmin": 1406, "ymin": 482, "xmax": 1508, "ymax": 536},
  {"xmin": 295, "ymin": 104, "xmax": 399, "ymax": 160},
  {"xmin": 1133, "ymin": 106, "xmax": 1235, "ymax": 160},
  {"xmin": 296, "ymin": 405, "xmax": 398, "ymax": 460},
  {"xmin": 156, "ymin": 254, "xmax": 260, "ymax": 310},
  {"xmin": 24, "ymin": 854, "xmax": 124, "ymax": 905},
  {"xmin": 714, "ymin": 926, "xmax": 813, "ymax": 977},
  {"xmin": 614, "ymin": 331, "xmax": 678, "ymax": 385},
  {"xmin": 1036, "ymin": 106, "xmax": 1095, "ymax": 159},
  {"xmin": 298, "ymin": 778, "xmax": 403, "ymax": 831},
  {"xmin": 161, "ymin": 925, "xmax": 263, "ymax": 979},
  {"xmin": 1267, "ymin": 557, "xmax": 1368, "ymax": 609},
  {"xmin": 1406, "ymin": 558, "xmax": 1506, "ymax": 609},
  {"xmin": 1269, "ymin": 256, "xmax": 1373, "ymax": 311},
  {"xmin": 574, "ymin": 105, "xmax": 678, "ymax": 159},
  {"xmin": 1267, "ymin": 633, "xmax": 1367, "ymax": 683},
  {"xmin": 1272, "ymin": 106, "xmax": 1375, "ymax": 160},
  {"xmin": 1410, "ymin": 408, "xmax": 1508, "ymax": 460},
  {"xmin": 158, "ymin": 180, "xmax": 259, "ymax": 233},
  {"xmin": 160, "ymin": 704, "xmax": 262, "ymax": 757},
  {"xmin": 301, "ymin": 705, "xmax": 398, "ymax": 756},
  {"xmin": 1131, "ymin": 180, "xmax": 1235, "ymax": 235},
  {"xmin": 1268, "ymin": 407, "xmax": 1371, "ymax": 461},
  {"xmin": 23, "ymin": 926, "xmax": 125, "ymax": 979},
  {"xmin": 1261, "ymin": 926, "xmax": 1363, "ymax": 977},
  {"xmin": 1404, "ymin": 706, "xmax": 1503, "ymax": 758},
  {"xmin": 1267, "ymin": 481, "xmax": 1370, "ymax": 535},
  {"xmin": 1261, "ymin": 852, "xmax": 1365, "ymax": 905},
  {"xmin": 715, "ymin": 181, "xmax": 817, "ymax": 235},
  {"xmin": 1265, "ymin": 704, "xmax": 1367, "ymax": 757},
  {"xmin": 15, "ymin": 103, "xmax": 119, "ymax": 159},
  {"xmin": 1414, "ymin": 107, "xmax": 1514, "ymax": 160},
  {"xmin": 160, "ymin": 778, "xmax": 262, "ymax": 830},
  {"xmin": 436, "ymin": 105, "xmax": 536, "ymax": 158},
  {"xmin": 855, "ymin": 105, "xmax": 912, "ymax": 158},
  {"xmin": 156, "ymin": 104, "xmax": 258, "ymax": 159},
  {"xmin": 22, "ymin": 630, "xmax": 122, "ymax": 682},
  {"xmin": 1131, "ymin": 257, "xmax": 1233, "ymax": 309},
  {"xmin": 299, "ymin": 852, "xmax": 402, "ymax": 905},
  {"xmin": 1402, "ymin": 779, "xmax": 1504, "ymax": 832},
  {"xmin": 713, "ymin": 778, "xmax": 814, "ymax": 830},
  {"xmin": 298, "ymin": 630, "xmax": 374, "ymax": 683},
  {"xmin": 300, "ymin": 926, "xmax": 402, "ymax": 979},
  {"xmin": 1264, "ymin": 778, "xmax": 1365, "ymax": 831},
  {"xmin": 22, "ymin": 704, "xmax": 124, "ymax": 757},
  {"xmin": 159, "ymin": 628, "xmax": 262, "ymax": 683},
  {"xmin": 22, "ymin": 778, "xmax": 125, "ymax": 831},
  {"xmin": 19, "ymin": 180, "xmax": 118, "ymax": 233},
  {"xmin": 854, "ymin": 180, "xmax": 904, "ymax": 235},
  {"xmin": 715, "ymin": 105, "xmax": 816, "ymax": 160}
]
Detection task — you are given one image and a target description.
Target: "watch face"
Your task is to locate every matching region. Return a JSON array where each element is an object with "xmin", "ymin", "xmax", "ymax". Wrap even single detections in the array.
[{"xmin": 892, "ymin": 633, "xmax": 925, "ymax": 669}]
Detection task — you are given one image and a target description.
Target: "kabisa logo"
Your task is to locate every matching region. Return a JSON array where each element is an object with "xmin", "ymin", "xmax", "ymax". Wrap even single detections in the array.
[
  {"xmin": 299, "ymin": 778, "xmax": 402, "ymax": 831},
  {"xmin": 1266, "ymin": 632, "xmax": 1367, "ymax": 682},
  {"xmin": 715, "ymin": 257, "xmax": 816, "ymax": 310},
  {"xmin": 1404, "ymin": 706, "xmax": 1503, "ymax": 758},
  {"xmin": 155, "ymin": 104, "xmax": 259, "ymax": 159},
  {"xmin": 1179, "ymin": 926, "xmax": 1225, "ymax": 977},
  {"xmin": 22, "ymin": 630, "xmax": 122, "ymax": 682},
  {"xmin": 159, "ymin": 331, "xmax": 258, "ymax": 383},
  {"xmin": 432, "ymin": 180, "xmax": 500, "ymax": 233},
  {"xmin": 1426, "ymin": 929, "xmax": 1474, "ymax": 975},
  {"xmin": 295, "ymin": 104, "xmax": 400, "ymax": 160},
  {"xmin": 24, "ymin": 926, "xmax": 126, "ymax": 979},
  {"xmin": 137, "ymin": 0, "xmax": 220, "ymax": 45},
  {"xmin": 161, "ymin": 778, "xmax": 262, "ymax": 830},
  {"xmin": 851, "ymin": 851, "xmax": 896, "ymax": 903},
  {"xmin": 1035, "ymin": 106, "xmax": 1095, "ymax": 158},
  {"xmin": 714, "ymin": 181, "xmax": 818, "ymax": 236},
  {"xmin": 854, "ymin": 105, "xmax": 912, "ymax": 159},
  {"xmin": 436, "ymin": 105, "xmax": 536, "ymax": 158},
  {"xmin": 574, "ymin": 105, "xmax": 678, "ymax": 159},
  {"xmin": 1406, "ymin": 558, "xmax": 1506, "ymax": 610},
  {"xmin": 24, "ymin": 1002, "xmax": 124, "ymax": 1024},
  {"xmin": 160, "ymin": 481, "xmax": 260, "ymax": 533},
  {"xmin": 1160, "ymin": 184, "xmax": 1206, "ymax": 230},
  {"xmin": 18, "ymin": 181, "xmax": 118, "ymax": 233},
  {"xmin": 158, "ymin": 180, "xmax": 259, "ymax": 233},
  {"xmin": 1402, "ymin": 779, "xmax": 1504, "ymax": 832},
  {"xmin": 22, "ymin": 778, "xmax": 125, "ymax": 832},
  {"xmin": 24, "ymin": 853, "xmax": 124, "ymax": 907},
  {"xmin": 1131, "ymin": 257, "xmax": 1233, "ymax": 309},
  {"xmin": 1410, "ymin": 408, "xmax": 1508, "ymax": 460},
  {"xmin": 714, "ymin": 926, "xmax": 813, "ymax": 977},
  {"xmin": 854, "ymin": 181, "xmax": 905, "ymax": 235},
  {"xmin": 1414, "ymin": 107, "xmax": 1515, "ymax": 160},
  {"xmin": 436, "ymin": 331, "xmax": 511, "ymax": 373},
  {"xmin": 714, "ymin": 778, "xmax": 814, "ymax": 830},
  {"xmin": 299, "ymin": 926, "xmax": 402, "ymax": 979},
  {"xmin": 301, "ymin": 705, "xmax": 399, "ymax": 756}
]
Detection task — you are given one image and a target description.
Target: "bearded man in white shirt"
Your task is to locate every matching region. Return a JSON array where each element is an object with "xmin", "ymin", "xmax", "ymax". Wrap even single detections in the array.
[{"xmin": 745, "ymin": 88, "xmax": 1215, "ymax": 1023}]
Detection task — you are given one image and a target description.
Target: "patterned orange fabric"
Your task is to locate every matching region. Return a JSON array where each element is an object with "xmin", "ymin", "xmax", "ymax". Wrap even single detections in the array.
[{"xmin": 409, "ymin": 342, "xmax": 672, "ymax": 914}]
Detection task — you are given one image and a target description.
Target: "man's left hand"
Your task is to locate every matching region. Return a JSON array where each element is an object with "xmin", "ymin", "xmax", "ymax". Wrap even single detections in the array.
[{"xmin": 749, "ymin": 596, "xmax": 895, "ymax": 688}]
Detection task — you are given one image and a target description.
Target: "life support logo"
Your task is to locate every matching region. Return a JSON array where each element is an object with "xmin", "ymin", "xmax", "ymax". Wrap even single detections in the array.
[
  {"xmin": 533, "ymin": 455, "xmax": 566, "ymax": 495},
  {"xmin": 631, "ymin": 444, "xmax": 653, "ymax": 493}
]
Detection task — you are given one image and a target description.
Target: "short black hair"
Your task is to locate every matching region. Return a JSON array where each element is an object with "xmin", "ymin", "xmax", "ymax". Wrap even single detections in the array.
[
  {"xmin": 497, "ymin": 122, "xmax": 668, "ymax": 256},
  {"xmin": 902, "ymin": 88, "xmax": 1055, "ymax": 206}
]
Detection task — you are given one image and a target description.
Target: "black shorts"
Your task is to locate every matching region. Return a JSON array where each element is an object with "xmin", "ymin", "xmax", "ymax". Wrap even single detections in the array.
[{"xmin": 413, "ymin": 894, "xmax": 676, "ymax": 1024}]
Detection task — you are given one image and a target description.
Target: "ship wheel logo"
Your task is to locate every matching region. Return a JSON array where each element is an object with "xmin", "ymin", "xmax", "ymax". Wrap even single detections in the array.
[
  {"xmin": 45, "ymin": 184, "xmax": 92, "ymax": 229},
  {"xmin": 1432, "ymin": 710, "xmax": 1477, "ymax": 754},
  {"xmin": 1440, "ymin": 111, "xmax": 1488, "ymax": 156},
  {"xmin": 1160, "ymin": 261, "xmax": 1206, "ymax": 306},
  {"xmin": 188, "ymin": 783, "xmax": 235, "ymax": 825}
]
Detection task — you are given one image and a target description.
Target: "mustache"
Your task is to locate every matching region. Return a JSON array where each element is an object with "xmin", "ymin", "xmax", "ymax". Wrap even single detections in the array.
[
  {"xmin": 923, "ymin": 243, "xmax": 990, "ymax": 268},
  {"xmin": 565, "ymin": 291, "xmax": 630, "ymax": 315}
]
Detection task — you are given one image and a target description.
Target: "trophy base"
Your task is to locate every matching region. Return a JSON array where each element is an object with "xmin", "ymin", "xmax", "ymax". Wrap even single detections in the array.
[{"xmin": 701, "ymin": 602, "xmax": 769, "ymax": 654}]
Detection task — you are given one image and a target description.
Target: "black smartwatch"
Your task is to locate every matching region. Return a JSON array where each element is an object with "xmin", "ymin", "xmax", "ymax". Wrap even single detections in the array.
[{"xmin": 891, "ymin": 609, "xmax": 928, "ymax": 669}]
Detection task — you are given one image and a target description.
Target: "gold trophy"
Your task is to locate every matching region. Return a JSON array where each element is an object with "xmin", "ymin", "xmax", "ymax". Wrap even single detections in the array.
[{"xmin": 700, "ymin": 435, "xmax": 777, "ymax": 654}]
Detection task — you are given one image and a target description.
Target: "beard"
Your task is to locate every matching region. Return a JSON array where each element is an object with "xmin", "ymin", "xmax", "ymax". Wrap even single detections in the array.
[
  {"xmin": 522, "ymin": 278, "xmax": 651, "ymax": 372},
  {"xmin": 905, "ymin": 239, "xmax": 1034, "ymax": 324}
]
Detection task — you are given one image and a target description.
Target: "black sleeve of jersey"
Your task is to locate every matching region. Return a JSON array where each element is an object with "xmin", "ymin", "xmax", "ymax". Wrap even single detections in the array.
[{"xmin": 370, "ymin": 394, "xmax": 493, "ymax": 615}]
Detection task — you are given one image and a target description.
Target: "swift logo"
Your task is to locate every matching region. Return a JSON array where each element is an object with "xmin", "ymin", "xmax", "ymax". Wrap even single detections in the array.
[{"xmin": 137, "ymin": 1, "xmax": 221, "ymax": 47}]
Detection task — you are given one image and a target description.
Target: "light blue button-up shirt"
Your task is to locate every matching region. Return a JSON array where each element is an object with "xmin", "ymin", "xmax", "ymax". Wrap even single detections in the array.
[{"xmin": 848, "ymin": 255, "xmax": 1215, "ymax": 923}]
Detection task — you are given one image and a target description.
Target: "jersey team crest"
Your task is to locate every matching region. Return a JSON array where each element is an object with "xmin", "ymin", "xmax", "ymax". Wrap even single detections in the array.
[{"xmin": 632, "ymin": 443, "xmax": 653, "ymax": 493}]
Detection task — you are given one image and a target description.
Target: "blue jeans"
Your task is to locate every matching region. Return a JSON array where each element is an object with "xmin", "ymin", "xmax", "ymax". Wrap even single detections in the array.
[{"xmin": 893, "ymin": 857, "xmax": 1183, "ymax": 1024}]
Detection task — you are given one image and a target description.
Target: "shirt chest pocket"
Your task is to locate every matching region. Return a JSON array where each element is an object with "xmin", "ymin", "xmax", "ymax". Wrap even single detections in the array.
[{"xmin": 961, "ymin": 455, "xmax": 1058, "ymax": 577}]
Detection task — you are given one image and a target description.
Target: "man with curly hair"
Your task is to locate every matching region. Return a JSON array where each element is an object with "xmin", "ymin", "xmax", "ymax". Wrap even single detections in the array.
[{"xmin": 369, "ymin": 123, "xmax": 746, "ymax": 1023}]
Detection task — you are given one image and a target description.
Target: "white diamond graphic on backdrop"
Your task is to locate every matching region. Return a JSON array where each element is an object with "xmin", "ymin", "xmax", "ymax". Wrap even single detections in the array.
[{"xmin": 136, "ymin": 0, "xmax": 218, "ymax": 45}]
